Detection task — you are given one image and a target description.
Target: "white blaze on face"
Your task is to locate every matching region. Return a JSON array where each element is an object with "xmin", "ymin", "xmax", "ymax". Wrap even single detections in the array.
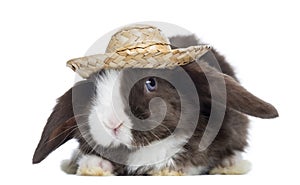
[{"xmin": 88, "ymin": 69, "xmax": 133, "ymax": 148}]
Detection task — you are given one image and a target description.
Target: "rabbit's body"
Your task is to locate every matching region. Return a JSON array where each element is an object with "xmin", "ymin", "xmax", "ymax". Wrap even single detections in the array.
[
  {"xmin": 75, "ymin": 71, "xmax": 249, "ymax": 175},
  {"xmin": 33, "ymin": 35, "xmax": 278, "ymax": 175}
]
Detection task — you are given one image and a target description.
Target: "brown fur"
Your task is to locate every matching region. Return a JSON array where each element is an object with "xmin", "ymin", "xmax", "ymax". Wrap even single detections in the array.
[{"xmin": 33, "ymin": 35, "xmax": 278, "ymax": 175}]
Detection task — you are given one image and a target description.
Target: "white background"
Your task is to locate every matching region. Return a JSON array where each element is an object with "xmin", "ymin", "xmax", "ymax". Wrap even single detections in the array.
[{"xmin": 0, "ymin": 0, "xmax": 299, "ymax": 184}]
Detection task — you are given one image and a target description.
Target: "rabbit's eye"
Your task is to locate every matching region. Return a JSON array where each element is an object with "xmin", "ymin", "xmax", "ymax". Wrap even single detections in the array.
[{"xmin": 145, "ymin": 78, "xmax": 157, "ymax": 92}]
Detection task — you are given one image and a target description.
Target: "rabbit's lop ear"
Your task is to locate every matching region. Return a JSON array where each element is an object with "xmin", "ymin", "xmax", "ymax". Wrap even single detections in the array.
[
  {"xmin": 32, "ymin": 80, "xmax": 95, "ymax": 164},
  {"xmin": 32, "ymin": 87, "xmax": 76, "ymax": 164},
  {"xmin": 222, "ymin": 73, "xmax": 278, "ymax": 118},
  {"xmin": 184, "ymin": 61, "xmax": 278, "ymax": 119}
]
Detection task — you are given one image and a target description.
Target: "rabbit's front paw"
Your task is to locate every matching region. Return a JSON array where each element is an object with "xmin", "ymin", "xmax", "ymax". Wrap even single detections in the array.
[
  {"xmin": 76, "ymin": 155, "xmax": 114, "ymax": 176},
  {"xmin": 149, "ymin": 168, "xmax": 184, "ymax": 176},
  {"xmin": 209, "ymin": 152, "xmax": 251, "ymax": 175}
]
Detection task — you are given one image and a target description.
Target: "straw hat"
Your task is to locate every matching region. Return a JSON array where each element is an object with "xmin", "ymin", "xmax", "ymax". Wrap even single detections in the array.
[{"xmin": 67, "ymin": 24, "xmax": 211, "ymax": 78}]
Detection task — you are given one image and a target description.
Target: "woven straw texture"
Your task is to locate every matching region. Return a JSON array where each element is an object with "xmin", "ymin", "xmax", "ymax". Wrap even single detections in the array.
[{"xmin": 67, "ymin": 25, "xmax": 211, "ymax": 78}]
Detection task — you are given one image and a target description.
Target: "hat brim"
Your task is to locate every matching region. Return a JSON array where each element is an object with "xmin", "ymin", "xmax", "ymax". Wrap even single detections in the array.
[{"xmin": 67, "ymin": 45, "xmax": 211, "ymax": 78}]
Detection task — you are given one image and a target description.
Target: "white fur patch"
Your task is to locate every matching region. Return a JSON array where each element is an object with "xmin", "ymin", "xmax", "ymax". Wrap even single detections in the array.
[
  {"xmin": 76, "ymin": 154, "xmax": 114, "ymax": 176},
  {"xmin": 88, "ymin": 69, "xmax": 133, "ymax": 147},
  {"xmin": 126, "ymin": 136, "xmax": 187, "ymax": 173},
  {"xmin": 209, "ymin": 151, "xmax": 251, "ymax": 175},
  {"xmin": 209, "ymin": 160, "xmax": 251, "ymax": 175}
]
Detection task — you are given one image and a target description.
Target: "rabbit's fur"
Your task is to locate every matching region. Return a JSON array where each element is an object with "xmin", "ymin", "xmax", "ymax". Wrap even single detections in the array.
[{"xmin": 33, "ymin": 35, "xmax": 278, "ymax": 175}]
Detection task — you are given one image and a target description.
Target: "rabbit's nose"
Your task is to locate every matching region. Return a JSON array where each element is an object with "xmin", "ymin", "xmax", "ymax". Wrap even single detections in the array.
[
  {"xmin": 104, "ymin": 117, "xmax": 124, "ymax": 136},
  {"xmin": 105, "ymin": 115, "xmax": 123, "ymax": 129},
  {"xmin": 108, "ymin": 120, "xmax": 123, "ymax": 130}
]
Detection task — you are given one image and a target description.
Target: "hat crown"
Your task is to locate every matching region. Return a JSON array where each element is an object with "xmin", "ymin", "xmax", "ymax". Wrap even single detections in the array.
[
  {"xmin": 67, "ymin": 24, "xmax": 211, "ymax": 78},
  {"xmin": 106, "ymin": 25, "xmax": 171, "ymax": 53}
]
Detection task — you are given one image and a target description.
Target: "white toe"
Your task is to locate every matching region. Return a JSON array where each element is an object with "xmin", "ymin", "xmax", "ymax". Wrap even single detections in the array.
[{"xmin": 77, "ymin": 154, "xmax": 114, "ymax": 175}]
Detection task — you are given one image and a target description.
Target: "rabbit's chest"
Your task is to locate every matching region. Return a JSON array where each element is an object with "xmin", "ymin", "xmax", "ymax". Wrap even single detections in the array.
[{"xmin": 125, "ymin": 136, "xmax": 205, "ymax": 174}]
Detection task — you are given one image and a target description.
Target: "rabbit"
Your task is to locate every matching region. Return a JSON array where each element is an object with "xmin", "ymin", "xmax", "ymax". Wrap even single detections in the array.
[{"xmin": 32, "ymin": 35, "xmax": 278, "ymax": 175}]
